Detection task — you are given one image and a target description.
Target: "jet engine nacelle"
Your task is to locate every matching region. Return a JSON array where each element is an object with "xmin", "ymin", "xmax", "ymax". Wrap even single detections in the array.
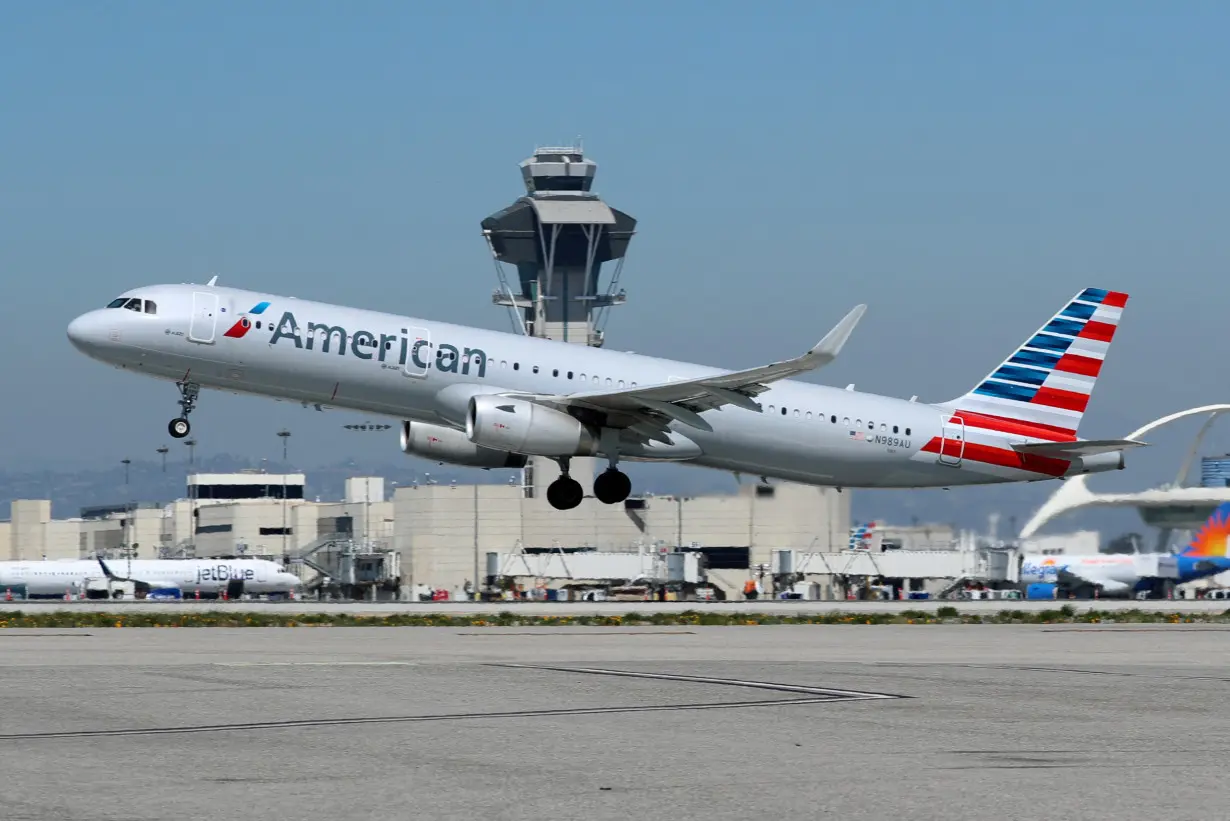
[
  {"xmin": 1063, "ymin": 450, "xmax": 1125, "ymax": 476},
  {"xmin": 401, "ymin": 421, "xmax": 527, "ymax": 469},
  {"xmin": 466, "ymin": 395, "xmax": 598, "ymax": 457}
]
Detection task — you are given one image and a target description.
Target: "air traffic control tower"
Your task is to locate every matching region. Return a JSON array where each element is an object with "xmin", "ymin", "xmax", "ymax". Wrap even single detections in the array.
[{"xmin": 481, "ymin": 145, "xmax": 637, "ymax": 498}]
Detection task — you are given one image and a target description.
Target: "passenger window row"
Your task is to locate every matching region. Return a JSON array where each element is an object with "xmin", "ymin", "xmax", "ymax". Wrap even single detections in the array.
[
  {"xmin": 500, "ymin": 361, "xmax": 636, "ymax": 389},
  {"xmin": 764, "ymin": 403, "xmax": 911, "ymax": 436}
]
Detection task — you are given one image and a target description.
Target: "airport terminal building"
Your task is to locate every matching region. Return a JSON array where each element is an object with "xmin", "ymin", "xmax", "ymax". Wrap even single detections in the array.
[{"xmin": 0, "ymin": 470, "xmax": 857, "ymax": 600}]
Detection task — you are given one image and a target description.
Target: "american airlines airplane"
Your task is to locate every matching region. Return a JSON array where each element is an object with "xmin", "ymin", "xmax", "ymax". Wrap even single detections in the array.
[
  {"xmin": 1020, "ymin": 502, "xmax": 1230, "ymax": 597},
  {"xmin": 0, "ymin": 557, "xmax": 301, "ymax": 599},
  {"xmin": 66, "ymin": 281, "xmax": 1142, "ymax": 510}
]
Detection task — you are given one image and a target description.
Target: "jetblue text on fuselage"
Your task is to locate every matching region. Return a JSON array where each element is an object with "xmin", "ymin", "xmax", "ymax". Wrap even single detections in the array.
[
  {"xmin": 268, "ymin": 311, "xmax": 488, "ymax": 377},
  {"xmin": 196, "ymin": 565, "xmax": 256, "ymax": 583}
]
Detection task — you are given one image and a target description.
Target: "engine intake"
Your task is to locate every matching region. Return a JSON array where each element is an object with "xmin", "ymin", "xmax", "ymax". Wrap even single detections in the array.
[
  {"xmin": 400, "ymin": 421, "xmax": 527, "ymax": 469},
  {"xmin": 466, "ymin": 395, "xmax": 598, "ymax": 457}
]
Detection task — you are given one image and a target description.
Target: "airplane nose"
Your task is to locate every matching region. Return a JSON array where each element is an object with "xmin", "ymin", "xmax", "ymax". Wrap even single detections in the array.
[{"xmin": 66, "ymin": 311, "xmax": 109, "ymax": 354}]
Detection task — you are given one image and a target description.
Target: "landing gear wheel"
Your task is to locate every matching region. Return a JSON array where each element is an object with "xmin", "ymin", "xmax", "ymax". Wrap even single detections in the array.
[
  {"xmin": 593, "ymin": 468, "xmax": 632, "ymax": 505},
  {"xmin": 546, "ymin": 477, "xmax": 584, "ymax": 511},
  {"xmin": 170, "ymin": 380, "xmax": 201, "ymax": 440}
]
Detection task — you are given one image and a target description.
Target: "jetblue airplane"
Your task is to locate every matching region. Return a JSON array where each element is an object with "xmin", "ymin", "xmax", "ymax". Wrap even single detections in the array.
[
  {"xmin": 0, "ymin": 557, "xmax": 301, "ymax": 598},
  {"xmin": 67, "ymin": 281, "xmax": 1142, "ymax": 510},
  {"xmin": 1021, "ymin": 502, "xmax": 1230, "ymax": 597}
]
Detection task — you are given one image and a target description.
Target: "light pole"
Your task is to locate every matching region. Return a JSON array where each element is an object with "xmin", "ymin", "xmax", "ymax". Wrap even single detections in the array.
[
  {"xmin": 156, "ymin": 446, "xmax": 169, "ymax": 473},
  {"xmin": 121, "ymin": 458, "xmax": 131, "ymax": 489},
  {"xmin": 184, "ymin": 438, "xmax": 197, "ymax": 555},
  {"xmin": 473, "ymin": 482, "xmax": 479, "ymax": 601},
  {"xmin": 277, "ymin": 429, "xmax": 292, "ymax": 558},
  {"xmin": 340, "ymin": 423, "xmax": 391, "ymax": 547},
  {"xmin": 676, "ymin": 495, "xmax": 684, "ymax": 547}
]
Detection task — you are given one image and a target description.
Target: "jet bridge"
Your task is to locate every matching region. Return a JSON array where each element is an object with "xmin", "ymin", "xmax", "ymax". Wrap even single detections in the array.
[
  {"xmin": 772, "ymin": 544, "xmax": 1021, "ymax": 599},
  {"xmin": 487, "ymin": 546, "xmax": 704, "ymax": 593},
  {"xmin": 291, "ymin": 532, "xmax": 401, "ymax": 600}
]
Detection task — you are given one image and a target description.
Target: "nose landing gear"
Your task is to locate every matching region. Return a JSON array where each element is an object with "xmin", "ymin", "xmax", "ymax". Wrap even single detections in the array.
[{"xmin": 168, "ymin": 380, "xmax": 200, "ymax": 439}]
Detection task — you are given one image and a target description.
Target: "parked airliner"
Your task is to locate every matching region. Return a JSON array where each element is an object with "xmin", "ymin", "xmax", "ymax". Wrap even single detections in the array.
[
  {"xmin": 1020, "ymin": 502, "xmax": 1230, "ymax": 597},
  {"xmin": 67, "ymin": 282, "xmax": 1142, "ymax": 510},
  {"xmin": 0, "ymin": 557, "xmax": 301, "ymax": 598}
]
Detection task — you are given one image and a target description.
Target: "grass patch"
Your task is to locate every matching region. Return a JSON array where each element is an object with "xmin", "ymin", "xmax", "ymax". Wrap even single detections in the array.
[{"xmin": 0, "ymin": 608, "xmax": 1227, "ymax": 629}]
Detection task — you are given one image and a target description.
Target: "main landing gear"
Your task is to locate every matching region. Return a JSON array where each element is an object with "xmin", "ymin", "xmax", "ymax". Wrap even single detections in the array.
[
  {"xmin": 546, "ymin": 457, "xmax": 584, "ymax": 511},
  {"xmin": 545, "ymin": 452, "xmax": 634, "ymax": 511},
  {"xmin": 168, "ymin": 380, "xmax": 200, "ymax": 439},
  {"xmin": 593, "ymin": 467, "xmax": 632, "ymax": 505}
]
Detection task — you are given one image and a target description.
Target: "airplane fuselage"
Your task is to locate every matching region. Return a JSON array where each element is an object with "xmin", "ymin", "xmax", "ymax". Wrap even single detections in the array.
[
  {"xmin": 0, "ymin": 558, "xmax": 300, "ymax": 597},
  {"xmin": 67, "ymin": 284, "xmax": 1125, "ymax": 490},
  {"xmin": 1021, "ymin": 553, "xmax": 1230, "ymax": 593}
]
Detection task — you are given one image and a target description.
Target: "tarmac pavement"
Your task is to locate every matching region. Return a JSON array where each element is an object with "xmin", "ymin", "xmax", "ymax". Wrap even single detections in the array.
[{"xmin": 0, "ymin": 624, "xmax": 1225, "ymax": 820}]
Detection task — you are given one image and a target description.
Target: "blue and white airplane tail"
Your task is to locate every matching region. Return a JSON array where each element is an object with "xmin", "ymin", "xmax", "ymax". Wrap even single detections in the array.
[{"xmin": 942, "ymin": 288, "xmax": 1129, "ymax": 443}]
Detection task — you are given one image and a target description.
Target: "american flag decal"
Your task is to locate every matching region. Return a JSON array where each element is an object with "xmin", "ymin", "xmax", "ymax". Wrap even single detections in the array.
[{"xmin": 849, "ymin": 430, "xmax": 865, "ymax": 441}]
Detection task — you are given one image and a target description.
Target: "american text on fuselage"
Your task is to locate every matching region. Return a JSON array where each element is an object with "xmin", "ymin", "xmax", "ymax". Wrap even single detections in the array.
[{"xmin": 269, "ymin": 311, "xmax": 490, "ymax": 377}]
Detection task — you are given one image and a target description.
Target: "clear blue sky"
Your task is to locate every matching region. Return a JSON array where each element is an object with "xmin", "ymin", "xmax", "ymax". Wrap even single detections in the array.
[{"xmin": 2, "ymin": 1, "xmax": 1228, "ymax": 493}]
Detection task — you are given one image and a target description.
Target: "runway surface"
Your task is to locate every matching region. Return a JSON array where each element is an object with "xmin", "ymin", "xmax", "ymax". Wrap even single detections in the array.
[
  {"xmin": 1, "ymin": 625, "xmax": 1226, "ymax": 820},
  {"xmin": 2, "ymin": 597, "xmax": 1228, "ymax": 615}
]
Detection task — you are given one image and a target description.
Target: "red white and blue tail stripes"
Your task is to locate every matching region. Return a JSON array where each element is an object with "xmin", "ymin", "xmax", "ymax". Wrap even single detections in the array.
[{"xmin": 945, "ymin": 287, "xmax": 1128, "ymax": 442}]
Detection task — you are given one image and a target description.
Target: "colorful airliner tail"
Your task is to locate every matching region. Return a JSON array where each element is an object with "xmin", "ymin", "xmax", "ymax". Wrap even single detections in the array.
[
  {"xmin": 943, "ymin": 288, "xmax": 1129, "ymax": 441},
  {"xmin": 1179, "ymin": 502, "xmax": 1230, "ymax": 558}
]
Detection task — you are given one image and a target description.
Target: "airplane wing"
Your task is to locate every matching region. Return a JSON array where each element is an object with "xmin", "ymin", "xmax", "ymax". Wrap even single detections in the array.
[
  {"xmin": 515, "ymin": 304, "xmax": 867, "ymax": 434},
  {"xmin": 1055, "ymin": 567, "xmax": 1130, "ymax": 594},
  {"xmin": 1012, "ymin": 439, "xmax": 1148, "ymax": 458}
]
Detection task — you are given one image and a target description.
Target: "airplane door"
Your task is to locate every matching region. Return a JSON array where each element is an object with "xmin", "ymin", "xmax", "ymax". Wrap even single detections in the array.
[
  {"xmin": 189, "ymin": 292, "xmax": 220, "ymax": 344},
  {"xmin": 938, "ymin": 415, "xmax": 965, "ymax": 466},
  {"xmin": 402, "ymin": 327, "xmax": 431, "ymax": 378}
]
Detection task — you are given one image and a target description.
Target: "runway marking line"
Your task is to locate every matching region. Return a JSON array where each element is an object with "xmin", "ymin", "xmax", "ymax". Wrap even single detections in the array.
[
  {"xmin": 211, "ymin": 661, "xmax": 414, "ymax": 667},
  {"xmin": 0, "ymin": 697, "xmax": 878, "ymax": 741},
  {"xmin": 492, "ymin": 663, "xmax": 908, "ymax": 700},
  {"xmin": 456, "ymin": 630, "xmax": 697, "ymax": 637},
  {"xmin": 0, "ymin": 665, "xmax": 905, "ymax": 741}
]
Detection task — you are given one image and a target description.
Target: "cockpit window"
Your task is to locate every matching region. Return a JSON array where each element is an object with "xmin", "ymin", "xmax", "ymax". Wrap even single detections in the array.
[{"xmin": 106, "ymin": 297, "xmax": 155, "ymax": 313}]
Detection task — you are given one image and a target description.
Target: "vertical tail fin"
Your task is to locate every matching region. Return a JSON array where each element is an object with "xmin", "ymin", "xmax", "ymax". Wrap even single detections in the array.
[
  {"xmin": 944, "ymin": 288, "xmax": 1128, "ymax": 440},
  {"xmin": 1179, "ymin": 502, "xmax": 1230, "ymax": 558}
]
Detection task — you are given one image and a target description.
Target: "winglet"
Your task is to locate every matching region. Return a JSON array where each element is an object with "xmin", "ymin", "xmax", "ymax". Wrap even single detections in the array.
[
  {"xmin": 809, "ymin": 304, "xmax": 867, "ymax": 365},
  {"xmin": 206, "ymin": 275, "xmax": 218, "ymax": 287},
  {"xmin": 97, "ymin": 557, "xmax": 118, "ymax": 579}
]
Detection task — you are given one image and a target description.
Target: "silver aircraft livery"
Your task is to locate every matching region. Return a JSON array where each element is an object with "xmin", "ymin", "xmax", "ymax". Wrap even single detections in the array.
[{"xmin": 67, "ymin": 282, "xmax": 1143, "ymax": 510}]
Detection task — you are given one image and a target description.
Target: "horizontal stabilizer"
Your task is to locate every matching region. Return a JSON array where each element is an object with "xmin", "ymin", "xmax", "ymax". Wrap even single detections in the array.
[{"xmin": 1011, "ymin": 439, "xmax": 1147, "ymax": 458}]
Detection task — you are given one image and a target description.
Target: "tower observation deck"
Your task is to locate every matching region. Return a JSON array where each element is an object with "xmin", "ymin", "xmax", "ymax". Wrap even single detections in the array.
[
  {"xmin": 481, "ymin": 146, "xmax": 637, "ymax": 499},
  {"xmin": 482, "ymin": 146, "xmax": 637, "ymax": 346}
]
